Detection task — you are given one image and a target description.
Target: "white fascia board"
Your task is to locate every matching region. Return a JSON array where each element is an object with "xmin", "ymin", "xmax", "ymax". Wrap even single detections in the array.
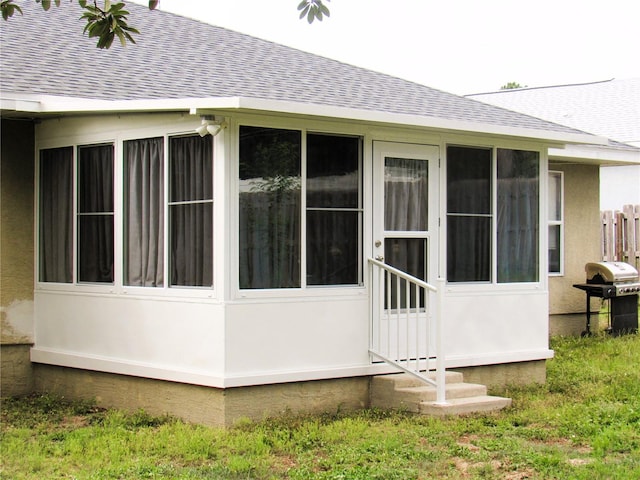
[
  {"xmin": 0, "ymin": 96, "xmax": 43, "ymax": 113},
  {"xmin": 193, "ymin": 97, "xmax": 607, "ymax": 146},
  {"xmin": 549, "ymin": 144, "xmax": 640, "ymax": 165},
  {"xmin": 5, "ymin": 92, "xmax": 607, "ymax": 146}
]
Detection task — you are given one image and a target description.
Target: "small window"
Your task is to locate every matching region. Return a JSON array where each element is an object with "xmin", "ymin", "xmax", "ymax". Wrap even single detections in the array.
[
  {"xmin": 39, "ymin": 147, "xmax": 73, "ymax": 283},
  {"xmin": 77, "ymin": 144, "xmax": 115, "ymax": 283},
  {"xmin": 548, "ymin": 171, "xmax": 563, "ymax": 275},
  {"xmin": 169, "ymin": 135, "xmax": 214, "ymax": 287},
  {"xmin": 239, "ymin": 126, "xmax": 302, "ymax": 289},
  {"xmin": 124, "ymin": 137, "xmax": 164, "ymax": 287},
  {"xmin": 446, "ymin": 146, "xmax": 492, "ymax": 283},
  {"xmin": 306, "ymin": 133, "xmax": 361, "ymax": 286}
]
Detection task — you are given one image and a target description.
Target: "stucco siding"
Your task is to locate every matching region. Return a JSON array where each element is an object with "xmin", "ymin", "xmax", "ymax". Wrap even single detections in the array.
[
  {"xmin": 549, "ymin": 163, "xmax": 600, "ymax": 315},
  {"xmin": 1, "ymin": 119, "xmax": 35, "ymax": 345}
]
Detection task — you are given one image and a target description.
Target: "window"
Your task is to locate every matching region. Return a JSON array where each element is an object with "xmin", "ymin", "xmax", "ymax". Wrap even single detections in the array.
[
  {"xmin": 39, "ymin": 134, "xmax": 214, "ymax": 288},
  {"xmin": 239, "ymin": 126, "xmax": 362, "ymax": 289},
  {"xmin": 124, "ymin": 137, "xmax": 164, "ymax": 287},
  {"xmin": 306, "ymin": 133, "xmax": 361, "ymax": 286},
  {"xmin": 548, "ymin": 171, "xmax": 563, "ymax": 274},
  {"xmin": 39, "ymin": 147, "xmax": 73, "ymax": 283},
  {"xmin": 168, "ymin": 135, "xmax": 214, "ymax": 287},
  {"xmin": 446, "ymin": 146, "xmax": 540, "ymax": 284},
  {"xmin": 39, "ymin": 144, "xmax": 115, "ymax": 284}
]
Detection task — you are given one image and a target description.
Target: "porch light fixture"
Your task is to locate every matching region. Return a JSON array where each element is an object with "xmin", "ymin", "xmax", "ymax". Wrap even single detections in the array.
[{"xmin": 195, "ymin": 116, "xmax": 227, "ymax": 137}]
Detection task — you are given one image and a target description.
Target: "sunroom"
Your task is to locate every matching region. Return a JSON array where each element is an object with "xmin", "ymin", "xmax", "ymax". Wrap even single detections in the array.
[{"xmin": 29, "ymin": 103, "xmax": 566, "ymax": 399}]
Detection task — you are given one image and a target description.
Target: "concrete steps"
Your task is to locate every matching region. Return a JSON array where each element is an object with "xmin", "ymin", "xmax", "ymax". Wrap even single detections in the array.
[{"xmin": 370, "ymin": 372, "xmax": 512, "ymax": 416}]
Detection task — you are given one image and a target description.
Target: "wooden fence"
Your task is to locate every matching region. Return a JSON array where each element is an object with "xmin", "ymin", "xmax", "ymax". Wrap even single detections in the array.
[{"xmin": 601, "ymin": 205, "xmax": 640, "ymax": 270}]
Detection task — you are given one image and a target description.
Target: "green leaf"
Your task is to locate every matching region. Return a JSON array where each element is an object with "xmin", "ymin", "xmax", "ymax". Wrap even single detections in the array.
[
  {"xmin": 41, "ymin": 0, "xmax": 51, "ymax": 11},
  {"xmin": 148, "ymin": 0, "xmax": 159, "ymax": 9},
  {"xmin": 0, "ymin": 1, "xmax": 23, "ymax": 21}
]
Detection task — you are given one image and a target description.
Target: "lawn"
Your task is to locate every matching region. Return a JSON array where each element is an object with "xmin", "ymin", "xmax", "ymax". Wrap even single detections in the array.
[{"xmin": 2, "ymin": 334, "xmax": 639, "ymax": 479}]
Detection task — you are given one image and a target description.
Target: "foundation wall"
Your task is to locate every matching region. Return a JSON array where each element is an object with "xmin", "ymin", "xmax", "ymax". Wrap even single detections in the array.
[
  {"xmin": 453, "ymin": 360, "xmax": 547, "ymax": 392},
  {"xmin": 34, "ymin": 364, "xmax": 370, "ymax": 427},
  {"xmin": 1, "ymin": 345, "xmax": 34, "ymax": 397},
  {"xmin": 33, "ymin": 360, "xmax": 544, "ymax": 426}
]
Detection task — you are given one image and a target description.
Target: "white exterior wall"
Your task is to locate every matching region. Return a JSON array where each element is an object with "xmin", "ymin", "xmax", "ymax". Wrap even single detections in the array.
[
  {"xmin": 32, "ymin": 292, "xmax": 226, "ymax": 385},
  {"xmin": 31, "ymin": 112, "xmax": 553, "ymax": 388},
  {"xmin": 600, "ymin": 165, "xmax": 640, "ymax": 211}
]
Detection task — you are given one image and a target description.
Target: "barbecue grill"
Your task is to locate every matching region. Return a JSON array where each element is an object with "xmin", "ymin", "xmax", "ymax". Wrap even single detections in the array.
[{"xmin": 573, "ymin": 261, "xmax": 639, "ymax": 335}]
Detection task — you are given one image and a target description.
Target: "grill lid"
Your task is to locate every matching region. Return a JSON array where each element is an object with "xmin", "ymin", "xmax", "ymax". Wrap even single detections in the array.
[{"xmin": 586, "ymin": 261, "xmax": 639, "ymax": 284}]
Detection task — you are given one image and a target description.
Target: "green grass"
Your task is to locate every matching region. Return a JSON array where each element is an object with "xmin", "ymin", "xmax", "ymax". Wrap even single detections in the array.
[{"xmin": 2, "ymin": 334, "xmax": 640, "ymax": 479}]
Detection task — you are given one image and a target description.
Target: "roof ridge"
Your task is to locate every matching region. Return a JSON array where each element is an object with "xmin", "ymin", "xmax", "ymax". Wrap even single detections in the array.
[{"xmin": 467, "ymin": 78, "xmax": 616, "ymax": 97}]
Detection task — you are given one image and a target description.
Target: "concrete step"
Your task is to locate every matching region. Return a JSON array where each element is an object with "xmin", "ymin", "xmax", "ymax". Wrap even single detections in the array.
[
  {"xmin": 371, "ymin": 371, "xmax": 464, "ymax": 389},
  {"xmin": 420, "ymin": 395, "xmax": 512, "ymax": 416},
  {"xmin": 397, "ymin": 381, "xmax": 488, "ymax": 401},
  {"xmin": 370, "ymin": 371, "xmax": 511, "ymax": 416}
]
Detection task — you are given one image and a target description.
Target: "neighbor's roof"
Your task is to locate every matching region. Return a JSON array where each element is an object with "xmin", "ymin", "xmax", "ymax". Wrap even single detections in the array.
[
  {"xmin": 468, "ymin": 79, "xmax": 640, "ymax": 147},
  {"xmin": 0, "ymin": 1, "xmax": 602, "ymax": 144}
]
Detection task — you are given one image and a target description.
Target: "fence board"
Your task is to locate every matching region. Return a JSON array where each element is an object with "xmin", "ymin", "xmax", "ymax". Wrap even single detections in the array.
[{"xmin": 601, "ymin": 205, "xmax": 640, "ymax": 270}]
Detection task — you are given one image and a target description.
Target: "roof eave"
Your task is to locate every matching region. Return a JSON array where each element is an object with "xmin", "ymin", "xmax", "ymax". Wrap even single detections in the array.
[
  {"xmin": 549, "ymin": 144, "xmax": 640, "ymax": 166},
  {"xmin": 1, "ymin": 93, "xmax": 607, "ymax": 146}
]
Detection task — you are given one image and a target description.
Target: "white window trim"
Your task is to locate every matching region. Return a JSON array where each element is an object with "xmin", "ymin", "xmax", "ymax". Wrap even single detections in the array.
[{"xmin": 548, "ymin": 170, "xmax": 564, "ymax": 276}]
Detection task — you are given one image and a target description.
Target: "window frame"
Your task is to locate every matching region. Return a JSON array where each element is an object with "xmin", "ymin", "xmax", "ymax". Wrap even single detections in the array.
[
  {"xmin": 35, "ymin": 125, "xmax": 216, "ymax": 298},
  {"xmin": 548, "ymin": 170, "xmax": 564, "ymax": 276},
  {"xmin": 236, "ymin": 123, "xmax": 365, "ymax": 296},
  {"xmin": 445, "ymin": 144, "xmax": 543, "ymax": 287}
]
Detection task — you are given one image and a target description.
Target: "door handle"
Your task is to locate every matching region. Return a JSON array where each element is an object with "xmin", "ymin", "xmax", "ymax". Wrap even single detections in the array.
[{"xmin": 375, "ymin": 255, "xmax": 384, "ymax": 262}]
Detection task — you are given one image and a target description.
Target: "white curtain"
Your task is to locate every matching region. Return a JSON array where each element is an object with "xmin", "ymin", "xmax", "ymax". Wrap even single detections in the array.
[
  {"xmin": 125, "ymin": 137, "xmax": 164, "ymax": 287},
  {"xmin": 384, "ymin": 157, "xmax": 428, "ymax": 232},
  {"xmin": 496, "ymin": 149, "xmax": 539, "ymax": 282}
]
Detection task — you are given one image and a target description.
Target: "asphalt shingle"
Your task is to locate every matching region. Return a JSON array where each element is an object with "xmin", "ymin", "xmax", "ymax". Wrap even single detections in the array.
[{"xmin": 1, "ymin": 1, "xmax": 590, "ymax": 136}]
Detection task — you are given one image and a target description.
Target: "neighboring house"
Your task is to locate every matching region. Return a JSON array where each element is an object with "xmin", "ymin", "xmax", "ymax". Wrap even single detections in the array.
[
  {"xmin": 2, "ymin": 3, "xmax": 637, "ymax": 425},
  {"xmin": 468, "ymin": 78, "xmax": 640, "ymax": 211}
]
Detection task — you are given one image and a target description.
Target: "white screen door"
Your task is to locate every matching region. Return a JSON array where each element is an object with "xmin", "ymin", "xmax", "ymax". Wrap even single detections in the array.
[{"xmin": 372, "ymin": 141, "xmax": 439, "ymax": 361}]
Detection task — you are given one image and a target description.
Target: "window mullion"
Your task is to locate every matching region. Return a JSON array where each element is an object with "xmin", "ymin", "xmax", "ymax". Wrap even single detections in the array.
[
  {"xmin": 72, "ymin": 146, "xmax": 79, "ymax": 284},
  {"xmin": 163, "ymin": 134, "xmax": 170, "ymax": 290},
  {"xmin": 492, "ymin": 147, "xmax": 497, "ymax": 285},
  {"xmin": 301, "ymin": 131, "xmax": 308, "ymax": 289}
]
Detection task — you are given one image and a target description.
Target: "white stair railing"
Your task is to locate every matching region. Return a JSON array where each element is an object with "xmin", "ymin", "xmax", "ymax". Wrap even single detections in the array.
[{"xmin": 368, "ymin": 257, "xmax": 447, "ymax": 404}]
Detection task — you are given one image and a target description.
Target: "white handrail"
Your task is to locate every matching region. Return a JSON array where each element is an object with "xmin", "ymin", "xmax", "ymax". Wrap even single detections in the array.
[
  {"xmin": 368, "ymin": 257, "xmax": 447, "ymax": 404},
  {"xmin": 368, "ymin": 258, "xmax": 437, "ymax": 292}
]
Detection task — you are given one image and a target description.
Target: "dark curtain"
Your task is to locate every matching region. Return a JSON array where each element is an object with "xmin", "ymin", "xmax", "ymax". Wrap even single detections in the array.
[
  {"xmin": 124, "ymin": 137, "xmax": 164, "ymax": 287},
  {"xmin": 39, "ymin": 147, "xmax": 73, "ymax": 283},
  {"xmin": 169, "ymin": 135, "xmax": 213, "ymax": 287},
  {"xmin": 239, "ymin": 126, "xmax": 301, "ymax": 289},
  {"xmin": 306, "ymin": 134, "xmax": 361, "ymax": 286},
  {"xmin": 446, "ymin": 146, "xmax": 492, "ymax": 283},
  {"xmin": 78, "ymin": 144, "xmax": 114, "ymax": 283}
]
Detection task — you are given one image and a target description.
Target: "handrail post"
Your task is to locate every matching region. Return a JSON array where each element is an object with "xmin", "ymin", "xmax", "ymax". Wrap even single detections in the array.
[{"xmin": 435, "ymin": 277, "xmax": 447, "ymax": 405}]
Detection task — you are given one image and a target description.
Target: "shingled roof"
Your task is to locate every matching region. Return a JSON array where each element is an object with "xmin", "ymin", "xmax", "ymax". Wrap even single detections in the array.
[
  {"xmin": 468, "ymin": 78, "xmax": 640, "ymax": 147},
  {"xmin": 0, "ymin": 1, "xmax": 594, "ymax": 139}
]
